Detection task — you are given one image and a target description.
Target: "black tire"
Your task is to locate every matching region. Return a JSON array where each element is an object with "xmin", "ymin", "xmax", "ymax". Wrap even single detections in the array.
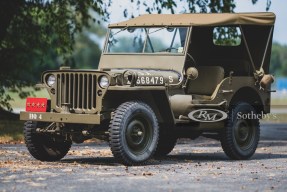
[
  {"xmin": 24, "ymin": 121, "xmax": 72, "ymax": 161},
  {"xmin": 154, "ymin": 126, "xmax": 177, "ymax": 157},
  {"xmin": 220, "ymin": 102, "xmax": 260, "ymax": 160},
  {"xmin": 109, "ymin": 101, "xmax": 159, "ymax": 165}
]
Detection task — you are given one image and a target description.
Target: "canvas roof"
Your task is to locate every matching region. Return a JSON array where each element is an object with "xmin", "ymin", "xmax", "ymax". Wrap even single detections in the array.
[{"xmin": 109, "ymin": 12, "xmax": 275, "ymax": 28}]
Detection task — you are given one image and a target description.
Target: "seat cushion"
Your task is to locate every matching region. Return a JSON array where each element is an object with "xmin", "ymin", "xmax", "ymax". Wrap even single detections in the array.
[{"xmin": 186, "ymin": 66, "xmax": 224, "ymax": 96}]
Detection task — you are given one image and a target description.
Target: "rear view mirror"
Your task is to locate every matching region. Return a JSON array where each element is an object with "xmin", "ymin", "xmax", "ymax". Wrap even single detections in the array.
[
  {"xmin": 167, "ymin": 27, "xmax": 175, "ymax": 32},
  {"xmin": 127, "ymin": 27, "xmax": 135, "ymax": 33}
]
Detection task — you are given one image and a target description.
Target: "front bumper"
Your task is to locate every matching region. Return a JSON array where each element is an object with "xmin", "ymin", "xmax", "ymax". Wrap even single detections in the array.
[{"xmin": 20, "ymin": 111, "xmax": 102, "ymax": 124}]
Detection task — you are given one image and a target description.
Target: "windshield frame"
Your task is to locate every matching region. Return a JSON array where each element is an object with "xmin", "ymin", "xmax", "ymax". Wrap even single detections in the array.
[{"xmin": 103, "ymin": 26, "xmax": 191, "ymax": 55}]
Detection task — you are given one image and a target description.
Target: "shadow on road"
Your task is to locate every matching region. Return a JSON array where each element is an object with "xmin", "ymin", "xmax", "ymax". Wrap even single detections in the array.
[
  {"xmin": 60, "ymin": 146, "xmax": 287, "ymax": 166},
  {"xmin": 61, "ymin": 157, "xmax": 120, "ymax": 166}
]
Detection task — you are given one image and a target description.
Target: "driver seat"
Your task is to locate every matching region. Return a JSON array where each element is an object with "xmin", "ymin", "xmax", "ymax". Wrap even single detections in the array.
[{"xmin": 186, "ymin": 66, "xmax": 224, "ymax": 99}]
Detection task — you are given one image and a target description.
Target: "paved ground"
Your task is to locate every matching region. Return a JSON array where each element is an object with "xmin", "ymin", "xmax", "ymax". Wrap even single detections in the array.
[{"xmin": 0, "ymin": 123, "xmax": 286, "ymax": 192}]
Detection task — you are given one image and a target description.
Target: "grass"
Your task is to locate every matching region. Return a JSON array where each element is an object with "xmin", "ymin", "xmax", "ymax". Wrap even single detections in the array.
[
  {"xmin": 0, "ymin": 87, "xmax": 48, "ymax": 143},
  {"xmin": 261, "ymin": 113, "xmax": 287, "ymax": 123},
  {"xmin": 9, "ymin": 88, "xmax": 49, "ymax": 111},
  {"xmin": 271, "ymin": 98, "xmax": 287, "ymax": 106},
  {"xmin": 0, "ymin": 120, "xmax": 24, "ymax": 144}
]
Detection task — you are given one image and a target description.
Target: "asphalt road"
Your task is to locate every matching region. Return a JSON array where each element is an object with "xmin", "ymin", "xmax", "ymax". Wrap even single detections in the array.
[{"xmin": 0, "ymin": 123, "xmax": 286, "ymax": 192}]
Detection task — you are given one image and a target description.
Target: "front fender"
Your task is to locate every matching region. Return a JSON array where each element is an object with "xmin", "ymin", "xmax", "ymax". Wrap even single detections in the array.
[{"xmin": 103, "ymin": 86, "xmax": 175, "ymax": 124}]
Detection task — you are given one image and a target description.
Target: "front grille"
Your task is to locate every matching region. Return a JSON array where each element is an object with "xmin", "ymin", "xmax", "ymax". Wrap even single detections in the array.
[{"xmin": 56, "ymin": 72, "xmax": 97, "ymax": 113}]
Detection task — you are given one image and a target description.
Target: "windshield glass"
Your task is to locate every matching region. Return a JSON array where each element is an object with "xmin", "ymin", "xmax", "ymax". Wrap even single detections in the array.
[{"xmin": 105, "ymin": 27, "xmax": 188, "ymax": 54}]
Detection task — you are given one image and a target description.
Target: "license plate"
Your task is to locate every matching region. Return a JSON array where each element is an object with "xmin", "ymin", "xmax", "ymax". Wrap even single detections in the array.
[
  {"xmin": 136, "ymin": 76, "xmax": 164, "ymax": 86},
  {"xmin": 28, "ymin": 113, "xmax": 43, "ymax": 120}
]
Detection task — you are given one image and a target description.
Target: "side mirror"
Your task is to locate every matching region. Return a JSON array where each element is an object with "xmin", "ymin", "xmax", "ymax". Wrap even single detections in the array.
[{"xmin": 186, "ymin": 67, "xmax": 198, "ymax": 80}]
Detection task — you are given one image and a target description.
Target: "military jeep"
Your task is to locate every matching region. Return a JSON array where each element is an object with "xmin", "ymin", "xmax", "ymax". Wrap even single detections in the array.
[{"xmin": 20, "ymin": 12, "xmax": 276, "ymax": 165}]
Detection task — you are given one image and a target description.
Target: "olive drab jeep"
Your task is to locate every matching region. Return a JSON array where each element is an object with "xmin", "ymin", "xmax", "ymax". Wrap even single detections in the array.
[{"xmin": 20, "ymin": 13, "xmax": 276, "ymax": 165}]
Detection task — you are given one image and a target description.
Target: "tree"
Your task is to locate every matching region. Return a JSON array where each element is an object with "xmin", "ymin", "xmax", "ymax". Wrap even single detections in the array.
[
  {"xmin": 0, "ymin": 0, "xmax": 110, "ymax": 110},
  {"xmin": 0, "ymin": 0, "xmax": 272, "ymax": 110},
  {"xmin": 71, "ymin": 23, "xmax": 107, "ymax": 69},
  {"xmin": 270, "ymin": 43, "xmax": 287, "ymax": 77},
  {"xmin": 122, "ymin": 0, "xmax": 271, "ymax": 17}
]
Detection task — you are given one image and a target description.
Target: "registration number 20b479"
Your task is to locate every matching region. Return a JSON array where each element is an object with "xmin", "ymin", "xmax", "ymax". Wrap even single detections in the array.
[{"xmin": 136, "ymin": 76, "xmax": 164, "ymax": 85}]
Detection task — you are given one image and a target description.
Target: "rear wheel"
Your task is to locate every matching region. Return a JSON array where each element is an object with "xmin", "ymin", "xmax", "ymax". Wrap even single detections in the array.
[
  {"xmin": 109, "ymin": 101, "xmax": 159, "ymax": 165},
  {"xmin": 24, "ymin": 121, "xmax": 71, "ymax": 161},
  {"xmin": 220, "ymin": 102, "xmax": 260, "ymax": 160}
]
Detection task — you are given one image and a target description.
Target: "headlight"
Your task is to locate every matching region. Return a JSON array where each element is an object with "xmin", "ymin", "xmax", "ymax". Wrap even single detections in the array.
[
  {"xmin": 46, "ymin": 75, "xmax": 56, "ymax": 87},
  {"xmin": 99, "ymin": 76, "xmax": 109, "ymax": 88}
]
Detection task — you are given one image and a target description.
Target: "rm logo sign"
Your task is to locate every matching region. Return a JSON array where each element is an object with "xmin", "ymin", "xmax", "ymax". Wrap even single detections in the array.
[{"xmin": 188, "ymin": 109, "xmax": 228, "ymax": 122}]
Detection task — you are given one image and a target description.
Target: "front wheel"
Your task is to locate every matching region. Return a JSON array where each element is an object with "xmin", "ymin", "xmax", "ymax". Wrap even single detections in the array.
[
  {"xmin": 220, "ymin": 102, "xmax": 260, "ymax": 160},
  {"xmin": 109, "ymin": 101, "xmax": 159, "ymax": 165},
  {"xmin": 24, "ymin": 121, "xmax": 72, "ymax": 161},
  {"xmin": 154, "ymin": 125, "xmax": 177, "ymax": 157}
]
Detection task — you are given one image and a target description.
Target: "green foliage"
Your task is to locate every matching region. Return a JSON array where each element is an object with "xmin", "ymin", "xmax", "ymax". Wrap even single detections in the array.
[
  {"xmin": 125, "ymin": 0, "xmax": 271, "ymax": 16},
  {"xmin": 213, "ymin": 27, "xmax": 241, "ymax": 46},
  {"xmin": 0, "ymin": 0, "xmax": 110, "ymax": 110},
  {"xmin": 71, "ymin": 24, "xmax": 106, "ymax": 69},
  {"xmin": 270, "ymin": 43, "xmax": 287, "ymax": 77}
]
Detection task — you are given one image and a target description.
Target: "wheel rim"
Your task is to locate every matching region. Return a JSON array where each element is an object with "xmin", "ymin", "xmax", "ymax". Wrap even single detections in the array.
[
  {"xmin": 234, "ymin": 119, "xmax": 255, "ymax": 151},
  {"xmin": 125, "ymin": 114, "xmax": 153, "ymax": 155}
]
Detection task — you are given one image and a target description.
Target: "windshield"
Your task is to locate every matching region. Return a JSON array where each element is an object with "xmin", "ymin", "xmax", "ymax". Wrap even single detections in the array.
[{"xmin": 105, "ymin": 27, "xmax": 188, "ymax": 54}]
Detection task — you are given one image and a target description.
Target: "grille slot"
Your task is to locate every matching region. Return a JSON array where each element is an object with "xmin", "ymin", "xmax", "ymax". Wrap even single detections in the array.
[{"xmin": 56, "ymin": 73, "xmax": 97, "ymax": 113}]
